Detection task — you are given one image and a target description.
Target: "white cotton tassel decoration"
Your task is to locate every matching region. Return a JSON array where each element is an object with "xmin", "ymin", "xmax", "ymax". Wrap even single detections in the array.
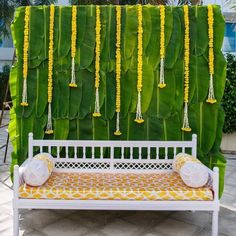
[
  {"xmin": 21, "ymin": 79, "xmax": 28, "ymax": 106},
  {"xmin": 45, "ymin": 103, "xmax": 53, "ymax": 134},
  {"xmin": 93, "ymin": 87, "xmax": 101, "ymax": 117},
  {"xmin": 206, "ymin": 74, "xmax": 217, "ymax": 104},
  {"xmin": 158, "ymin": 58, "xmax": 166, "ymax": 88},
  {"xmin": 69, "ymin": 57, "xmax": 77, "ymax": 87},
  {"xmin": 181, "ymin": 102, "xmax": 191, "ymax": 132},
  {"xmin": 134, "ymin": 92, "xmax": 144, "ymax": 124},
  {"xmin": 114, "ymin": 112, "xmax": 122, "ymax": 136}
]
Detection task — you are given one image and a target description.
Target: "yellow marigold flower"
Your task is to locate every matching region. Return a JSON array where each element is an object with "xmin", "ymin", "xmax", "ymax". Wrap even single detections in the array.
[
  {"xmin": 21, "ymin": 6, "xmax": 30, "ymax": 106},
  {"xmin": 206, "ymin": 5, "xmax": 216, "ymax": 104},
  {"xmin": 182, "ymin": 5, "xmax": 191, "ymax": 132},
  {"xmin": 45, "ymin": 5, "xmax": 55, "ymax": 134}
]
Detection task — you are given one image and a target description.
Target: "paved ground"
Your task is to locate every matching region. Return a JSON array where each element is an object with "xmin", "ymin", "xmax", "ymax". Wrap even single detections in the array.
[{"xmin": 0, "ymin": 111, "xmax": 236, "ymax": 236}]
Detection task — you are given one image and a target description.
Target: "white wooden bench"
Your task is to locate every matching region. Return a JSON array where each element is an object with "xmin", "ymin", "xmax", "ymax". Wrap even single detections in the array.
[{"xmin": 13, "ymin": 133, "xmax": 219, "ymax": 236}]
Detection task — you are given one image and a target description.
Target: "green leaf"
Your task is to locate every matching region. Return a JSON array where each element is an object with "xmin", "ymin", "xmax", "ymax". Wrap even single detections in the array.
[
  {"xmin": 165, "ymin": 7, "xmax": 182, "ymax": 69},
  {"xmin": 147, "ymin": 69, "xmax": 176, "ymax": 118}
]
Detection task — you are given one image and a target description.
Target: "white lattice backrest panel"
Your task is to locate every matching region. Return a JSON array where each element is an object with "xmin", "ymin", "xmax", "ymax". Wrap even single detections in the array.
[{"xmin": 28, "ymin": 133, "xmax": 197, "ymax": 173}]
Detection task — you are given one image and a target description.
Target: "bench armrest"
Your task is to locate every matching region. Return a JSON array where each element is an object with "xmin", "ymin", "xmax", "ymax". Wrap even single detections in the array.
[
  {"xmin": 212, "ymin": 167, "xmax": 219, "ymax": 201},
  {"xmin": 13, "ymin": 165, "xmax": 19, "ymax": 200}
]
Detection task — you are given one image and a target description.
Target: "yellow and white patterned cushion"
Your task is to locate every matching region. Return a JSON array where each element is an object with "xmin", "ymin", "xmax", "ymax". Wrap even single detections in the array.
[
  {"xmin": 23, "ymin": 153, "xmax": 54, "ymax": 186},
  {"xmin": 19, "ymin": 172, "xmax": 213, "ymax": 201},
  {"xmin": 173, "ymin": 153, "xmax": 210, "ymax": 188}
]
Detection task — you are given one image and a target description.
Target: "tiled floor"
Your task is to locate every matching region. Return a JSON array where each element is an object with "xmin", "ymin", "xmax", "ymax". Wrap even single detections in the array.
[{"xmin": 0, "ymin": 111, "xmax": 236, "ymax": 236}]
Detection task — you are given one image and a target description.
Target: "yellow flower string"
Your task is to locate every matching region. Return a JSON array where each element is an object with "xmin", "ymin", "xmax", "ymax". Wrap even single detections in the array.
[
  {"xmin": 134, "ymin": 4, "xmax": 144, "ymax": 124},
  {"xmin": 93, "ymin": 6, "xmax": 101, "ymax": 117},
  {"xmin": 21, "ymin": 6, "xmax": 30, "ymax": 107},
  {"xmin": 114, "ymin": 6, "xmax": 122, "ymax": 136},
  {"xmin": 158, "ymin": 5, "xmax": 166, "ymax": 89},
  {"xmin": 69, "ymin": 6, "xmax": 78, "ymax": 88},
  {"xmin": 45, "ymin": 5, "xmax": 55, "ymax": 135},
  {"xmin": 182, "ymin": 5, "xmax": 191, "ymax": 132},
  {"xmin": 206, "ymin": 5, "xmax": 216, "ymax": 104}
]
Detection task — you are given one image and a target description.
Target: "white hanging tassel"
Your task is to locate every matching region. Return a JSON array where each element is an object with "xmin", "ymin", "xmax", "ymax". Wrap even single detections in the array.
[
  {"xmin": 45, "ymin": 103, "xmax": 53, "ymax": 134},
  {"xmin": 21, "ymin": 79, "xmax": 28, "ymax": 106},
  {"xmin": 134, "ymin": 91, "xmax": 144, "ymax": 124},
  {"xmin": 158, "ymin": 58, "xmax": 166, "ymax": 88},
  {"xmin": 206, "ymin": 74, "xmax": 217, "ymax": 104},
  {"xmin": 181, "ymin": 102, "xmax": 191, "ymax": 132},
  {"xmin": 69, "ymin": 57, "xmax": 77, "ymax": 87},
  {"xmin": 93, "ymin": 87, "xmax": 101, "ymax": 117},
  {"xmin": 114, "ymin": 112, "xmax": 122, "ymax": 136}
]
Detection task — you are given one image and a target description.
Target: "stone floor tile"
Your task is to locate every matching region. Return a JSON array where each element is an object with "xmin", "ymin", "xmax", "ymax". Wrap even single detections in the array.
[
  {"xmin": 121, "ymin": 211, "xmax": 170, "ymax": 227},
  {"xmin": 69, "ymin": 210, "xmax": 116, "ymax": 228},
  {"xmin": 100, "ymin": 218, "xmax": 140, "ymax": 236},
  {"xmin": 20, "ymin": 228, "xmax": 40, "ymax": 236},
  {"xmin": 52, "ymin": 209, "xmax": 77, "ymax": 217},
  {"xmin": 142, "ymin": 233, "xmax": 167, "ymax": 236},
  {"xmin": 20, "ymin": 209, "xmax": 62, "ymax": 231},
  {"xmin": 171, "ymin": 211, "xmax": 211, "ymax": 227},
  {"xmin": 196, "ymin": 227, "xmax": 227, "ymax": 236},
  {"xmin": 83, "ymin": 231, "xmax": 107, "ymax": 236},
  {"xmin": 21, "ymin": 230, "xmax": 46, "ymax": 236},
  {"xmin": 218, "ymin": 216, "xmax": 236, "ymax": 235},
  {"xmin": 219, "ymin": 207, "xmax": 236, "ymax": 221},
  {"xmin": 220, "ymin": 193, "xmax": 236, "ymax": 207},
  {"xmin": 154, "ymin": 218, "xmax": 199, "ymax": 236},
  {"xmin": 41, "ymin": 218, "xmax": 88, "ymax": 236},
  {"xmin": 0, "ymin": 188, "xmax": 13, "ymax": 205}
]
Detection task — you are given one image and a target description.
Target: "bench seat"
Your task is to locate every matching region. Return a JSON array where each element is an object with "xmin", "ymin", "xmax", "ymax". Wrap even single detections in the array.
[{"xmin": 19, "ymin": 172, "xmax": 213, "ymax": 201}]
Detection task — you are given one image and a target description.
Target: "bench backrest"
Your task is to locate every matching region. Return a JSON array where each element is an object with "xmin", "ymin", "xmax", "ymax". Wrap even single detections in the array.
[{"xmin": 28, "ymin": 133, "xmax": 197, "ymax": 173}]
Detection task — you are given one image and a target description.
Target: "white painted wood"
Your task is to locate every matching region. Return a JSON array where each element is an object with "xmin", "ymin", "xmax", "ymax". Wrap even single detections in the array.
[
  {"xmin": 13, "ymin": 165, "xmax": 19, "ymax": 236},
  {"xmin": 13, "ymin": 133, "xmax": 219, "ymax": 236}
]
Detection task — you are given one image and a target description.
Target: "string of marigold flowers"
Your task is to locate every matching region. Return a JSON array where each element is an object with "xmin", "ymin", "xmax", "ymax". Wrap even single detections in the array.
[
  {"xmin": 182, "ymin": 5, "xmax": 191, "ymax": 132},
  {"xmin": 114, "ymin": 5, "xmax": 122, "ymax": 136},
  {"xmin": 134, "ymin": 4, "xmax": 144, "ymax": 124},
  {"xmin": 45, "ymin": 5, "xmax": 55, "ymax": 135},
  {"xmin": 69, "ymin": 5, "xmax": 78, "ymax": 88},
  {"xmin": 206, "ymin": 4, "xmax": 216, "ymax": 104},
  {"xmin": 21, "ymin": 6, "xmax": 30, "ymax": 107},
  {"xmin": 158, "ymin": 5, "xmax": 166, "ymax": 89},
  {"xmin": 93, "ymin": 5, "xmax": 102, "ymax": 117}
]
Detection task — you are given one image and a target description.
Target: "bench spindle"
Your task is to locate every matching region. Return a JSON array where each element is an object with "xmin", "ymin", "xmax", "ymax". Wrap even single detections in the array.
[{"xmin": 74, "ymin": 146, "xmax": 77, "ymax": 158}]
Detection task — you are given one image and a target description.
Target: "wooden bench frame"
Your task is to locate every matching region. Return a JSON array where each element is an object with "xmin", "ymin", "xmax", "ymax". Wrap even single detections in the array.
[{"xmin": 13, "ymin": 133, "xmax": 220, "ymax": 236}]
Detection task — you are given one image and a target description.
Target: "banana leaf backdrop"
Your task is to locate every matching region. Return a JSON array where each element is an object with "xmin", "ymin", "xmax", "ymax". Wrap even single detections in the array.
[{"xmin": 9, "ymin": 5, "xmax": 226, "ymax": 196}]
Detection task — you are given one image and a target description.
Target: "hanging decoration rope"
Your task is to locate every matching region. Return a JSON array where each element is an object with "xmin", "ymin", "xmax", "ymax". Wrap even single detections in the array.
[
  {"xmin": 182, "ymin": 5, "xmax": 191, "ymax": 132},
  {"xmin": 114, "ymin": 6, "xmax": 122, "ymax": 136},
  {"xmin": 21, "ymin": 6, "xmax": 30, "ymax": 107},
  {"xmin": 158, "ymin": 5, "xmax": 166, "ymax": 89},
  {"xmin": 45, "ymin": 5, "xmax": 55, "ymax": 135},
  {"xmin": 69, "ymin": 5, "xmax": 77, "ymax": 88},
  {"xmin": 93, "ymin": 6, "xmax": 101, "ymax": 117},
  {"xmin": 206, "ymin": 5, "xmax": 216, "ymax": 104},
  {"xmin": 134, "ymin": 4, "xmax": 144, "ymax": 124}
]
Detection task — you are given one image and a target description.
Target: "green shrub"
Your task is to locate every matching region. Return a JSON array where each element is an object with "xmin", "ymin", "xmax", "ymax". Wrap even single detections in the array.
[
  {"xmin": 0, "ymin": 65, "xmax": 10, "ymax": 109},
  {"xmin": 222, "ymin": 53, "xmax": 236, "ymax": 133}
]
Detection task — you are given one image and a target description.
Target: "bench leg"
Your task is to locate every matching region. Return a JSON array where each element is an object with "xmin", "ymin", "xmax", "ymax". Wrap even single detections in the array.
[
  {"xmin": 13, "ymin": 207, "xmax": 19, "ymax": 236},
  {"xmin": 212, "ymin": 210, "xmax": 218, "ymax": 236}
]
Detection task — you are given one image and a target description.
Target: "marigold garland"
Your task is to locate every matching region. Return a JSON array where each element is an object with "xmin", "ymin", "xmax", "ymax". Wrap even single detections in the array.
[
  {"xmin": 93, "ymin": 6, "xmax": 101, "ymax": 117},
  {"xmin": 21, "ymin": 6, "xmax": 30, "ymax": 107},
  {"xmin": 206, "ymin": 5, "xmax": 216, "ymax": 104},
  {"xmin": 158, "ymin": 5, "xmax": 166, "ymax": 89},
  {"xmin": 69, "ymin": 6, "xmax": 78, "ymax": 88},
  {"xmin": 134, "ymin": 4, "xmax": 144, "ymax": 124},
  {"xmin": 45, "ymin": 5, "xmax": 55, "ymax": 135},
  {"xmin": 114, "ymin": 6, "xmax": 122, "ymax": 136},
  {"xmin": 182, "ymin": 5, "xmax": 191, "ymax": 132}
]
